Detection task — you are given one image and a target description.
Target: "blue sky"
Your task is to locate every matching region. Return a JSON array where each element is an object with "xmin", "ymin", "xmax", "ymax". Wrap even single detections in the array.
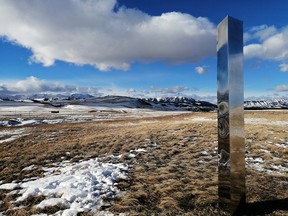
[{"xmin": 1, "ymin": 0, "xmax": 288, "ymax": 102}]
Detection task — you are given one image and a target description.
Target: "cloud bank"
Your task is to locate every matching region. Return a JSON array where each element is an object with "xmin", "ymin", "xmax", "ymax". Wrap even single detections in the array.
[
  {"xmin": 244, "ymin": 25, "xmax": 288, "ymax": 72},
  {"xmin": 274, "ymin": 84, "xmax": 288, "ymax": 92},
  {"xmin": 0, "ymin": 76, "xmax": 100, "ymax": 95},
  {"xmin": 150, "ymin": 86, "xmax": 191, "ymax": 96},
  {"xmin": 0, "ymin": 0, "xmax": 216, "ymax": 71}
]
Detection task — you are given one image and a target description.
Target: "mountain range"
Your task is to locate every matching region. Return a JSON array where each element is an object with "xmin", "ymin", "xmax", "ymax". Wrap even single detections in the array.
[
  {"xmin": 244, "ymin": 99, "xmax": 288, "ymax": 110},
  {"xmin": 1, "ymin": 94, "xmax": 288, "ymax": 111}
]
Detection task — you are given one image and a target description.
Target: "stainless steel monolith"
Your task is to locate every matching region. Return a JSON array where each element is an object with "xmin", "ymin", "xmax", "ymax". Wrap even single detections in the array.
[{"xmin": 217, "ymin": 16, "xmax": 245, "ymax": 214}]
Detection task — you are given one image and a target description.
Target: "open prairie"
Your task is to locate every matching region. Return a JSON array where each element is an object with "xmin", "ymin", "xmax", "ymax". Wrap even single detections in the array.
[{"xmin": 0, "ymin": 110, "xmax": 287, "ymax": 215}]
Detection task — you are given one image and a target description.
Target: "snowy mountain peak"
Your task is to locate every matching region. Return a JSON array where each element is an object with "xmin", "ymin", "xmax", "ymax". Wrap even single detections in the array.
[
  {"xmin": 146, "ymin": 96, "xmax": 196, "ymax": 104},
  {"xmin": 244, "ymin": 99, "xmax": 288, "ymax": 109},
  {"xmin": 69, "ymin": 93, "xmax": 94, "ymax": 99}
]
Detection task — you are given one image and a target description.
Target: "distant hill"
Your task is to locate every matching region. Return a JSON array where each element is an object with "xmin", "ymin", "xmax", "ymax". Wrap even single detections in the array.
[
  {"xmin": 0, "ymin": 93, "xmax": 95, "ymax": 101},
  {"xmin": 144, "ymin": 96, "xmax": 217, "ymax": 112},
  {"xmin": 68, "ymin": 93, "xmax": 95, "ymax": 100},
  {"xmin": 244, "ymin": 99, "xmax": 288, "ymax": 110},
  {"xmin": 1, "ymin": 93, "xmax": 287, "ymax": 111}
]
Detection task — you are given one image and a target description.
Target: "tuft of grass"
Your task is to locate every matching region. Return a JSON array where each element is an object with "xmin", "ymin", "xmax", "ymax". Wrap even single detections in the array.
[{"xmin": 40, "ymin": 203, "xmax": 67, "ymax": 214}]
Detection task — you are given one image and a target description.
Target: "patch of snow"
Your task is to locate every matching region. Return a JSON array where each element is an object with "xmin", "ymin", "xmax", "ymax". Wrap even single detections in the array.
[
  {"xmin": 189, "ymin": 117, "xmax": 215, "ymax": 121},
  {"xmin": 22, "ymin": 165, "xmax": 36, "ymax": 171},
  {"xmin": 19, "ymin": 120, "xmax": 44, "ymax": 126},
  {"xmin": 0, "ymin": 129, "xmax": 28, "ymax": 144},
  {"xmin": 133, "ymin": 149, "xmax": 147, "ymax": 153},
  {"xmin": 245, "ymin": 118, "xmax": 288, "ymax": 126},
  {"xmin": 270, "ymin": 164, "xmax": 286, "ymax": 171},
  {"xmin": 0, "ymin": 119, "xmax": 47, "ymax": 127},
  {"xmin": 0, "ymin": 158, "xmax": 128, "ymax": 215},
  {"xmin": 42, "ymin": 119, "xmax": 64, "ymax": 124},
  {"xmin": 246, "ymin": 157, "xmax": 265, "ymax": 172},
  {"xmin": 0, "ymin": 136, "xmax": 21, "ymax": 144},
  {"xmin": 0, "ymin": 183, "xmax": 19, "ymax": 190},
  {"xmin": 0, "ymin": 118, "xmax": 93, "ymax": 127},
  {"xmin": 275, "ymin": 143, "xmax": 288, "ymax": 148},
  {"xmin": 22, "ymin": 177, "xmax": 39, "ymax": 183},
  {"xmin": 127, "ymin": 153, "xmax": 136, "ymax": 158},
  {"xmin": 63, "ymin": 104, "xmax": 93, "ymax": 111},
  {"xmin": 31, "ymin": 214, "xmax": 47, "ymax": 216},
  {"xmin": 0, "ymin": 129, "xmax": 26, "ymax": 137},
  {"xmin": 91, "ymin": 210, "xmax": 124, "ymax": 216},
  {"xmin": 110, "ymin": 154, "xmax": 122, "ymax": 159},
  {"xmin": 126, "ymin": 120, "xmax": 159, "ymax": 126},
  {"xmin": 198, "ymin": 160, "xmax": 207, "ymax": 164},
  {"xmin": 247, "ymin": 162, "xmax": 265, "ymax": 172},
  {"xmin": 200, "ymin": 150, "xmax": 209, "ymax": 156},
  {"xmin": 260, "ymin": 149, "xmax": 271, "ymax": 154},
  {"xmin": 246, "ymin": 156, "xmax": 288, "ymax": 175},
  {"xmin": 0, "ymin": 105, "xmax": 49, "ymax": 112},
  {"xmin": 246, "ymin": 157, "xmax": 264, "ymax": 163},
  {"xmin": 37, "ymin": 198, "xmax": 65, "ymax": 209}
]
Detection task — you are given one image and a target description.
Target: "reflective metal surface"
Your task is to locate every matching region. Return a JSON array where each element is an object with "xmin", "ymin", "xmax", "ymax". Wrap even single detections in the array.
[{"xmin": 217, "ymin": 16, "xmax": 245, "ymax": 214}]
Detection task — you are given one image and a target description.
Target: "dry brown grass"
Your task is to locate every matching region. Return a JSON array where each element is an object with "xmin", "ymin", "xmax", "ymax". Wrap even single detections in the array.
[
  {"xmin": 0, "ymin": 111, "xmax": 287, "ymax": 215},
  {"xmin": 245, "ymin": 114, "xmax": 288, "ymax": 205}
]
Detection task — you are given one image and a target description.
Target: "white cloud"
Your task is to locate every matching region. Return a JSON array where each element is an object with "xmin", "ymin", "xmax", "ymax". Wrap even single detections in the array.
[
  {"xmin": 246, "ymin": 25, "xmax": 278, "ymax": 41},
  {"xmin": 254, "ymin": 26, "xmax": 278, "ymax": 41},
  {"xmin": 280, "ymin": 63, "xmax": 288, "ymax": 72},
  {"xmin": 274, "ymin": 84, "xmax": 288, "ymax": 92},
  {"xmin": 150, "ymin": 86, "xmax": 190, "ymax": 96},
  {"xmin": 244, "ymin": 25, "xmax": 288, "ymax": 70},
  {"xmin": 0, "ymin": 0, "xmax": 216, "ymax": 71},
  {"xmin": 195, "ymin": 66, "xmax": 208, "ymax": 74},
  {"xmin": 0, "ymin": 77, "xmax": 217, "ymax": 101},
  {"xmin": 180, "ymin": 93, "xmax": 215, "ymax": 103},
  {"xmin": 244, "ymin": 90, "xmax": 288, "ymax": 101},
  {"xmin": 127, "ymin": 88, "xmax": 136, "ymax": 93},
  {"xmin": 1, "ymin": 76, "xmax": 75, "ymax": 93},
  {"xmin": 0, "ymin": 76, "xmax": 100, "ymax": 95}
]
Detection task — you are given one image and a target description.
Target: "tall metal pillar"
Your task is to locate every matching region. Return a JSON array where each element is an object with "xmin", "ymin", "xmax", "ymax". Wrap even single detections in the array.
[{"xmin": 217, "ymin": 16, "xmax": 245, "ymax": 214}]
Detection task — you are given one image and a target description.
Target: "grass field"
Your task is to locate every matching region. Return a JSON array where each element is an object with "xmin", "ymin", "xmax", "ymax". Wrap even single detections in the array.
[{"xmin": 0, "ymin": 111, "xmax": 287, "ymax": 215}]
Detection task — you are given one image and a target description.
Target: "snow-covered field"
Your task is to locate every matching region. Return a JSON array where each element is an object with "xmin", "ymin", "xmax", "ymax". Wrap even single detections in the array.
[
  {"xmin": 0, "ymin": 157, "xmax": 128, "ymax": 216},
  {"xmin": 0, "ymin": 129, "xmax": 29, "ymax": 144},
  {"xmin": 0, "ymin": 101, "xmax": 189, "ymax": 127}
]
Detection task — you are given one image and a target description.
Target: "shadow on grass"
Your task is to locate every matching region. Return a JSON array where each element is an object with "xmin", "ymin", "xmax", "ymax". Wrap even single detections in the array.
[{"xmin": 244, "ymin": 198, "xmax": 288, "ymax": 215}]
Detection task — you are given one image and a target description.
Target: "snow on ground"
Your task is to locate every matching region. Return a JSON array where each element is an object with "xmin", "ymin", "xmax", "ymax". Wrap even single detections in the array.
[
  {"xmin": 245, "ymin": 118, "xmax": 288, "ymax": 126},
  {"xmin": 0, "ymin": 128, "xmax": 28, "ymax": 144},
  {"xmin": 245, "ymin": 156, "xmax": 288, "ymax": 175},
  {"xmin": 0, "ymin": 158, "xmax": 128, "ymax": 215},
  {"xmin": 0, "ymin": 106, "xmax": 188, "ymax": 127},
  {"xmin": 186, "ymin": 116, "xmax": 288, "ymax": 127},
  {"xmin": 275, "ymin": 143, "xmax": 288, "ymax": 148},
  {"xmin": 125, "ymin": 120, "xmax": 160, "ymax": 126},
  {"xmin": 185, "ymin": 116, "xmax": 288, "ymax": 127},
  {"xmin": 0, "ymin": 103, "xmax": 51, "ymax": 113},
  {"xmin": 244, "ymin": 139, "xmax": 287, "ymax": 175},
  {"xmin": 189, "ymin": 117, "xmax": 216, "ymax": 122},
  {"xmin": 0, "ymin": 119, "xmax": 63, "ymax": 127}
]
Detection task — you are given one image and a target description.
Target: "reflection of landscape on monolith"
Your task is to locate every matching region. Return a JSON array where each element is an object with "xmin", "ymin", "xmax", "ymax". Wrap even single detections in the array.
[{"xmin": 217, "ymin": 16, "xmax": 245, "ymax": 213}]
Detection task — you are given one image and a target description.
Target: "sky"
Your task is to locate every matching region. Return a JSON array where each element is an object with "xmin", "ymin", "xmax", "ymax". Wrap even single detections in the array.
[{"xmin": 1, "ymin": 0, "xmax": 288, "ymax": 102}]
